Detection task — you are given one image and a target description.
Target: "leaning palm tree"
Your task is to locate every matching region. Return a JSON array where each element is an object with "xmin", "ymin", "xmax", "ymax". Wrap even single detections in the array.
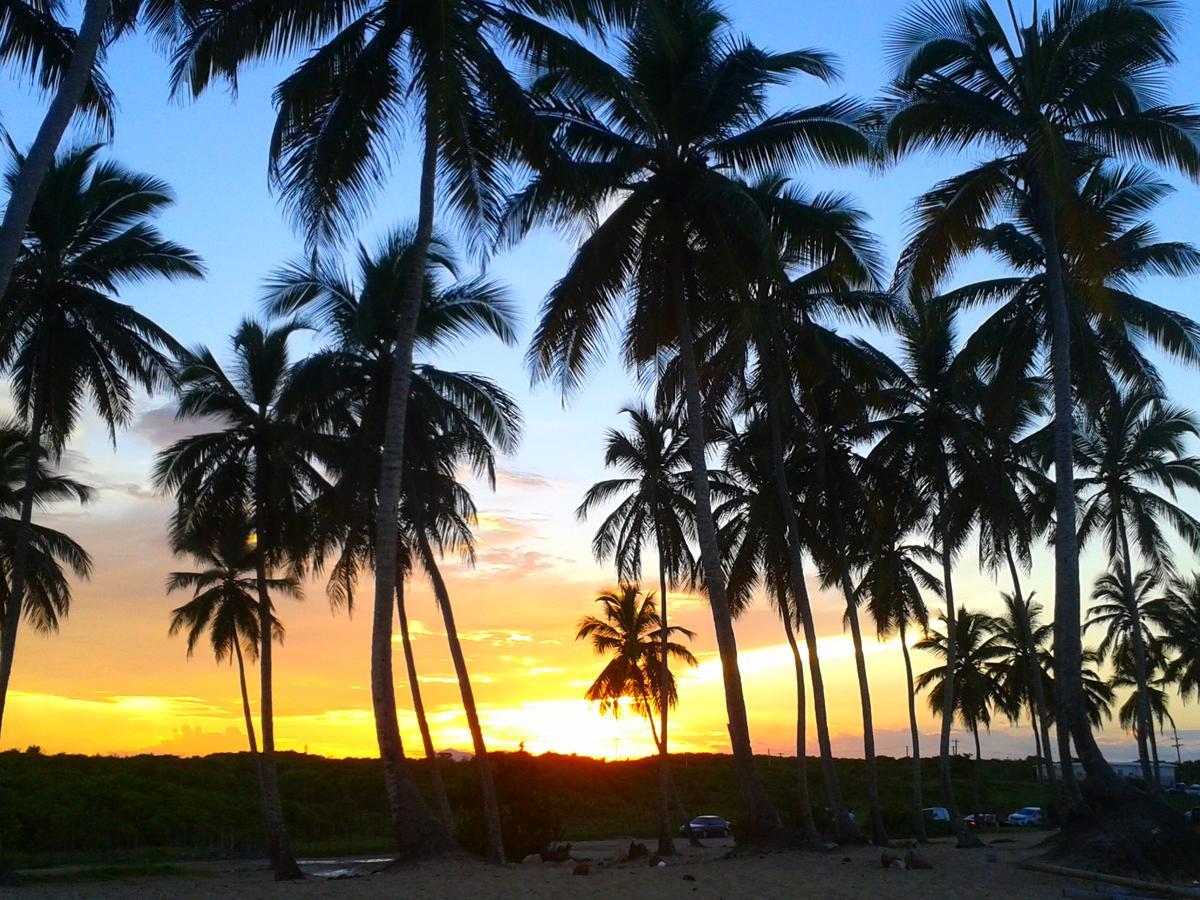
[
  {"xmin": 0, "ymin": 420, "xmax": 92, "ymax": 665},
  {"xmin": 1087, "ymin": 569, "xmax": 1163, "ymax": 785},
  {"xmin": 855, "ymin": 485, "xmax": 940, "ymax": 842},
  {"xmin": 512, "ymin": 0, "xmax": 870, "ymax": 837},
  {"xmin": 172, "ymin": 9, "xmax": 629, "ymax": 858},
  {"xmin": 577, "ymin": 403, "xmax": 697, "ymax": 855},
  {"xmin": 0, "ymin": 143, "xmax": 200, "ymax": 739},
  {"xmin": 266, "ymin": 227, "xmax": 518, "ymax": 862},
  {"xmin": 167, "ymin": 514, "xmax": 296, "ymax": 757},
  {"xmin": 152, "ymin": 320, "xmax": 326, "ymax": 881},
  {"xmin": 879, "ymin": 1, "xmax": 1200, "ymax": 826},
  {"xmin": 575, "ymin": 584, "xmax": 697, "ymax": 754},
  {"xmin": 915, "ymin": 610, "xmax": 1005, "ymax": 818}
]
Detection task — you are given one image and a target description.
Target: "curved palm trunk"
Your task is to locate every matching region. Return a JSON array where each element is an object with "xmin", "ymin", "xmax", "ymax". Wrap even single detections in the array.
[
  {"xmin": 233, "ymin": 639, "xmax": 259, "ymax": 756},
  {"xmin": 899, "ymin": 620, "xmax": 927, "ymax": 842},
  {"xmin": 396, "ymin": 579, "xmax": 455, "ymax": 829},
  {"xmin": 655, "ymin": 546, "xmax": 676, "ymax": 857},
  {"xmin": 1039, "ymin": 191, "xmax": 1127, "ymax": 815},
  {"xmin": 0, "ymin": 0, "xmax": 109, "ymax": 305},
  {"xmin": 763, "ymin": 367, "xmax": 858, "ymax": 842},
  {"xmin": 0, "ymin": 388, "xmax": 45, "ymax": 739},
  {"xmin": 971, "ymin": 723, "xmax": 983, "ymax": 817},
  {"xmin": 1003, "ymin": 543, "xmax": 1056, "ymax": 788},
  {"xmin": 673, "ymin": 289, "xmax": 780, "ymax": 840},
  {"xmin": 781, "ymin": 606, "xmax": 820, "ymax": 844},
  {"xmin": 838, "ymin": 575, "xmax": 888, "ymax": 846},
  {"xmin": 249, "ymin": 523, "xmax": 303, "ymax": 881},
  {"xmin": 369, "ymin": 85, "xmax": 454, "ymax": 860},
  {"xmin": 419, "ymin": 540, "xmax": 504, "ymax": 864}
]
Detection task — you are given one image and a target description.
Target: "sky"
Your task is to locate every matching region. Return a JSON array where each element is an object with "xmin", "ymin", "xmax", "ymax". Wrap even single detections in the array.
[{"xmin": 2, "ymin": 0, "xmax": 1200, "ymax": 767}]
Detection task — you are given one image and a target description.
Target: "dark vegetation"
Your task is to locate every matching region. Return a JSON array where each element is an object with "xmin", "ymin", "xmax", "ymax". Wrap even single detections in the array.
[{"xmin": 12, "ymin": 747, "xmax": 1190, "ymax": 869}]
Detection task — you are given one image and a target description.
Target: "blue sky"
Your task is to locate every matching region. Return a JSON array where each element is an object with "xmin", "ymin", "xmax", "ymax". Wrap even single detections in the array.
[{"xmin": 3, "ymin": 0, "xmax": 1200, "ymax": 762}]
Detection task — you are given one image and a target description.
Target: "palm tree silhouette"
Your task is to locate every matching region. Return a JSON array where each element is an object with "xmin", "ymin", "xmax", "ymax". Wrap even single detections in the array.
[
  {"xmin": 0, "ymin": 143, "xmax": 200, "ymax": 739},
  {"xmin": 167, "ymin": 515, "xmax": 296, "ymax": 756},
  {"xmin": 879, "ymin": 0, "xmax": 1200, "ymax": 814}
]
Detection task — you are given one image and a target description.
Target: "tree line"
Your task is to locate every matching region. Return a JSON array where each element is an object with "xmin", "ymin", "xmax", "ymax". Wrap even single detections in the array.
[{"xmin": 2, "ymin": 0, "xmax": 1200, "ymax": 882}]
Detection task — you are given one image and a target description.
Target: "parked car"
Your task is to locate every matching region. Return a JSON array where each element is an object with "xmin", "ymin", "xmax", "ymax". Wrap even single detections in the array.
[
  {"xmin": 1185, "ymin": 807, "xmax": 1200, "ymax": 825},
  {"xmin": 964, "ymin": 813, "xmax": 998, "ymax": 829},
  {"xmin": 922, "ymin": 806, "xmax": 950, "ymax": 822},
  {"xmin": 681, "ymin": 815, "xmax": 731, "ymax": 838},
  {"xmin": 1006, "ymin": 807, "xmax": 1043, "ymax": 827},
  {"xmin": 1186, "ymin": 785, "xmax": 1200, "ymax": 797},
  {"xmin": 1169, "ymin": 782, "xmax": 1188, "ymax": 795}
]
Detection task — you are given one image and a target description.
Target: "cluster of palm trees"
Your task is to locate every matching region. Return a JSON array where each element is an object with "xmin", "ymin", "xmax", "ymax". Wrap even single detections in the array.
[{"xmin": 2, "ymin": 0, "xmax": 1200, "ymax": 880}]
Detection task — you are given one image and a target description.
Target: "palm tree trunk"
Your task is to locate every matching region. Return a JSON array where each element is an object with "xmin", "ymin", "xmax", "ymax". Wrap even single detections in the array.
[
  {"xmin": 249, "ymin": 514, "xmax": 303, "ymax": 881},
  {"xmin": 972, "ymin": 723, "xmax": 983, "ymax": 817},
  {"xmin": 369, "ymin": 83, "xmax": 454, "ymax": 860},
  {"xmin": 233, "ymin": 639, "xmax": 259, "ymax": 756},
  {"xmin": 838, "ymin": 574, "xmax": 888, "ymax": 847},
  {"xmin": 1116, "ymin": 509, "xmax": 1157, "ymax": 789},
  {"xmin": 762, "ymin": 364, "xmax": 857, "ymax": 842},
  {"xmin": 936, "ymin": 489, "xmax": 981, "ymax": 847},
  {"xmin": 1038, "ymin": 189, "xmax": 1126, "ymax": 814},
  {"xmin": 396, "ymin": 578, "xmax": 455, "ymax": 829},
  {"xmin": 654, "ymin": 544, "xmax": 676, "ymax": 857},
  {"xmin": 899, "ymin": 620, "xmax": 927, "ymax": 842},
  {"xmin": 420, "ymin": 539, "xmax": 504, "ymax": 864},
  {"xmin": 781, "ymin": 605, "xmax": 821, "ymax": 844},
  {"xmin": 0, "ymin": 384, "xmax": 45, "ymax": 740},
  {"xmin": 1003, "ymin": 543, "xmax": 1056, "ymax": 788},
  {"xmin": 672, "ymin": 278, "xmax": 779, "ymax": 840},
  {"xmin": 0, "ymin": 0, "xmax": 109, "ymax": 306}
]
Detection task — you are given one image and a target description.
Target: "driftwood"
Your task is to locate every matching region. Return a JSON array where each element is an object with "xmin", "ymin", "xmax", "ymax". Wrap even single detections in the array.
[{"xmin": 1017, "ymin": 860, "xmax": 1200, "ymax": 898}]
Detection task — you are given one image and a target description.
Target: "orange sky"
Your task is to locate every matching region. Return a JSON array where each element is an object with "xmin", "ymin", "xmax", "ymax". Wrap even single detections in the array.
[{"xmin": 1, "ymin": 405, "xmax": 1176, "ymax": 765}]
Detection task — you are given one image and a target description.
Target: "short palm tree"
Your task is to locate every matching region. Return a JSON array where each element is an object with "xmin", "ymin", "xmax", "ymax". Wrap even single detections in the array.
[
  {"xmin": 0, "ymin": 143, "xmax": 199, "ymax": 739},
  {"xmin": 167, "ymin": 515, "xmax": 295, "ymax": 756},
  {"xmin": 578, "ymin": 403, "xmax": 700, "ymax": 854},
  {"xmin": 267, "ymin": 227, "xmax": 518, "ymax": 861},
  {"xmin": 575, "ymin": 585, "xmax": 697, "ymax": 749},
  {"xmin": 512, "ymin": 0, "xmax": 870, "ymax": 838},
  {"xmin": 153, "ymin": 320, "xmax": 325, "ymax": 880},
  {"xmin": 915, "ymin": 610, "xmax": 1005, "ymax": 817},
  {"xmin": 0, "ymin": 421, "xmax": 92, "ymax": 701},
  {"xmin": 1153, "ymin": 574, "xmax": 1200, "ymax": 706},
  {"xmin": 879, "ymin": 0, "xmax": 1200, "ymax": 813}
]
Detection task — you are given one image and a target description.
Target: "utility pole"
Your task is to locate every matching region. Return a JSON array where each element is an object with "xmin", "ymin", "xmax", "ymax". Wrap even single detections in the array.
[{"xmin": 1171, "ymin": 724, "xmax": 1184, "ymax": 766}]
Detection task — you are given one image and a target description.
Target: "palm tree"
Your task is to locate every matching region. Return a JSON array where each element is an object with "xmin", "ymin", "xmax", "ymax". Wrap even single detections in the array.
[
  {"xmin": 869, "ymin": 298, "xmax": 984, "ymax": 845},
  {"xmin": 0, "ymin": 420, "xmax": 92, "ymax": 658},
  {"xmin": 0, "ymin": 143, "xmax": 200, "ymax": 739},
  {"xmin": 575, "ymin": 584, "xmax": 697, "ymax": 756},
  {"xmin": 879, "ymin": 0, "xmax": 1200, "ymax": 815},
  {"xmin": 172, "ymin": 11, "xmax": 628, "ymax": 854},
  {"xmin": 915, "ymin": 610, "xmax": 1005, "ymax": 817},
  {"xmin": 855, "ymin": 486, "xmax": 940, "ymax": 842},
  {"xmin": 1153, "ymin": 574, "xmax": 1200, "ymax": 707},
  {"xmin": 514, "ymin": 0, "xmax": 870, "ymax": 837},
  {"xmin": 987, "ymin": 592, "xmax": 1056, "ymax": 788},
  {"xmin": 166, "ymin": 514, "xmax": 296, "ymax": 757},
  {"xmin": 577, "ymin": 403, "xmax": 697, "ymax": 855},
  {"xmin": 266, "ymin": 227, "xmax": 518, "ymax": 862},
  {"xmin": 152, "ymin": 320, "xmax": 326, "ymax": 881},
  {"xmin": 1087, "ymin": 569, "xmax": 1162, "ymax": 785}
]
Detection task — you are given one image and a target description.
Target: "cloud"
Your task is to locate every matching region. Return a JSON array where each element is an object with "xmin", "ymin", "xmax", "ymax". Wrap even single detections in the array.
[
  {"xmin": 132, "ymin": 725, "xmax": 249, "ymax": 756},
  {"xmin": 495, "ymin": 468, "xmax": 553, "ymax": 491},
  {"xmin": 130, "ymin": 403, "xmax": 224, "ymax": 448},
  {"xmin": 469, "ymin": 546, "xmax": 573, "ymax": 579},
  {"xmin": 458, "ymin": 629, "xmax": 535, "ymax": 646},
  {"xmin": 417, "ymin": 674, "xmax": 495, "ymax": 685}
]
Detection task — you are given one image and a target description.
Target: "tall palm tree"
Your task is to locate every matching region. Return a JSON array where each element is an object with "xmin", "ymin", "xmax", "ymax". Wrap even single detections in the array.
[
  {"xmin": 577, "ymin": 403, "xmax": 697, "ymax": 855},
  {"xmin": 855, "ymin": 486, "xmax": 940, "ymax": 842},
  {"xmin": 166, "ymin": 514, "xmax": 296, "ymax": 757},
  {"xmin": 266, "ymin": 227, "xmax": 519, "ymax": 862},
  {"xmin": 152, "ymin": 320, "xmax": 326, "ymax": 880},
  {"xmin": 879, "ymin": 0, "xmax": 1200, "ymax": 815},
  {"xmin": 915, "ymin": 610, "xmax": 1005, "ymax": 817},
  {"xmin": 172, "ymin": 10, "xmax": 627, "ymax": 854},
  {"xmin": 0, "ymin": 420, "xmax": 92, "ymax": 653},
  {"xmin": 575, "ymin": 584, "xmax": 697, "ymax": 754},
  {"xmin": 987, "ymin": 592, "xmax": 1056, "ymax": 788},
  {"xmin": 0, "ymin": 143, "xmax": 200, "ymax": 738},
  {"xmin": 513, "ymin": 0, "xmax": 870, "ymax": 837},
  {"xmin": 1153, "ymin": 574, "xmax": 1200, "ymax": 707},
  {"xmin": 1087, "ymin": 569, "xmax": 1162, "ymax": 785}
]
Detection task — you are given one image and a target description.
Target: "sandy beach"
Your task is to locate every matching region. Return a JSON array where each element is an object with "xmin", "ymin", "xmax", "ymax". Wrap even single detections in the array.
[{"xmin": 14, "ymin": 833, "xmax": 1130, "ymax": 899}]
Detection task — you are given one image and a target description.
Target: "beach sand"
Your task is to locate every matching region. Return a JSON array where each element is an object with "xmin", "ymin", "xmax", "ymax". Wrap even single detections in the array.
[{"xmin": 13, "ymin": 833, "xmax": 1120, "ymax": 899}]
